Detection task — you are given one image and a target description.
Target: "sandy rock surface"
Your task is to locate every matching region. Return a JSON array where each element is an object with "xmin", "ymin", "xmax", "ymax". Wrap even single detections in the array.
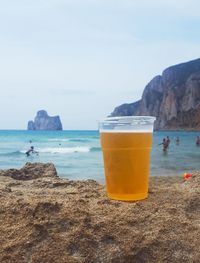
[
  {"xmin": 0, "ymin": 162, "xmax": 58, "ymax": 180},
  {"xmin": 0, "ymin": 164, "xmax": 200, "ymax": 263}
]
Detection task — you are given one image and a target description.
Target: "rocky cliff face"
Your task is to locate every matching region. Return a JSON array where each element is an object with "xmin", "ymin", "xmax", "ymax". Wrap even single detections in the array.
[
  {"xmin": 111, "ymin": 58, "xmax": 200, "ymax": 130},
  {"xmin": 27, "ymin": 110, "xmax": 63, "ymax": 130}
]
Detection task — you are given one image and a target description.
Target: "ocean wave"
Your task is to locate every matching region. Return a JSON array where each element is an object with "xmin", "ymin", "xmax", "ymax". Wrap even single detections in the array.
[
  {"xmin": 0, "ymin": 151, "xmax": 24, "ymax": 156},
  {"xmin": 90, "ymin": 147, "xmax": 101, "ymax": 152},
  {"xmin": 32, "ymin": 138, "xmax": 92, "ymax": 143},
  {"xmin": 20, "ymin": 150, "xmax": 27, "ymax": 154},
  {"xmin": 36, "ymin": 147, "xmax": 90, "ymax": 154},
  {"xmin": 0, "ymin": 146, "xmax": 101, "ymax": 157},
  {"xmin": 48, "ymin": 139, "xmax": 69, "ymax": 142},
  {"xmin": 68, "ymin": 138, "xmax": 90, "ymax": 142},
  {"xmin": 48, "ymin": 138, "xmax": 90, "ymax": 143}
]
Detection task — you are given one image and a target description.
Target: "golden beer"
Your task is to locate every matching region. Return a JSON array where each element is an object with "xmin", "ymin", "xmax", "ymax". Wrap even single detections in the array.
[{"xmin": 99, "ymin": 117, "xmax": 155, "ymax": 201}]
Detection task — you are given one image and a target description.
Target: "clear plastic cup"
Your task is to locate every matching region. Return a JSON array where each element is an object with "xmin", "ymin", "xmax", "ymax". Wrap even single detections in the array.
[{"xmin": 99, "ymin": 116, "xmax": 156, "ymax": 201}]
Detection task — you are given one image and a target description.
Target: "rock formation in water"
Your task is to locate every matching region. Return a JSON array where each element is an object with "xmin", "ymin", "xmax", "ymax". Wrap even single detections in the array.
[
  {"xmin": 27, "ymin": 110, "xmax": 63, "ymax": 130},
  {"xmin": 111, "ymin": 58, "xmax": 200, "ymax": 130}
]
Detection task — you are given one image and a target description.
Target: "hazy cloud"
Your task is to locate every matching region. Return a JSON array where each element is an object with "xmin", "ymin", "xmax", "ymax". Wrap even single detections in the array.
[{"xmin": 0, "ymin": 0, "xmax": 200, "ymax": 129}]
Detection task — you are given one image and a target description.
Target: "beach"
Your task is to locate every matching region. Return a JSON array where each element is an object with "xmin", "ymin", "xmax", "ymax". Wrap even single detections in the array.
[
  {"xmin": 0, "ymin": 163, "xmax": 200, "ymax": 263},
  {"xmin": 1, "ymin": 0, "xmax": 200, "ymax": 261}
]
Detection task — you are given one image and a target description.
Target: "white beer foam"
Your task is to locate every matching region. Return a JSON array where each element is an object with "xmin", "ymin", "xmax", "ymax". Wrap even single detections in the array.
[{"xmin": 99, "ymin": 129, "xmax": 153, "ymax": 133}]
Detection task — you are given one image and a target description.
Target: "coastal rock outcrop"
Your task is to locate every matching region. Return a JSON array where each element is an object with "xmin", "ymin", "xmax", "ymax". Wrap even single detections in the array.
[
  {"xmin": 0, "ymin": 165, "xmax": 200, "ymax": 262},
  {"xmin": 27, "ymin": 110, "xmax": 63, "ymax": 130},
  {"xmin": 111, "ymin": 58, "xmax": 200, "ymax": 130},
  {"xmin": 0, "ymin": 162, "xmax": 58, "ymax": 180}
]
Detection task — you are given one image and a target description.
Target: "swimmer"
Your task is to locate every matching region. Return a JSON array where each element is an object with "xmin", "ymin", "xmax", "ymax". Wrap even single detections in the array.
[
  {"xmin": 26, "ymin": 146, "xmax": 38, "ymax": 156},
  {"xmin": 196, "ymin": 136, "xmax": 200, "ymax": 146},
  {"xmin": 166, "ymin": 136, "xmax": 170, "ymax": 146},
  {"xmin": 176, "ymin": 136, "xmax": 180, "ymax": 145},
  {"xmin": 159, "ymin": 138, "xmax": 168, "ymax": 151}
]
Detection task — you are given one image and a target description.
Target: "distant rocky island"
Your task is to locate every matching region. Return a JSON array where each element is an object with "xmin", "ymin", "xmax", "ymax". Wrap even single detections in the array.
[
  {"xmin": 111, "ymin": 58, "xmax": 200, "ymax": 130},
  {"xmin": 27, "ymin": 110, "xmax": 63, "ymax": 130}
]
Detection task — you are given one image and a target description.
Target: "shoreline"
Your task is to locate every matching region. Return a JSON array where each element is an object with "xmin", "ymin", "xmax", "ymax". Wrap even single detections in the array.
[{"xmin": 0, "ymin": 163, "xmax": 200, "ymax": 262}]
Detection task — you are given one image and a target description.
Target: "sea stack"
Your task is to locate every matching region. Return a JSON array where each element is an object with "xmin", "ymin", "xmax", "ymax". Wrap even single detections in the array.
[
  {"xmin": 27, "ymin": 110, "xmax": 63, "ymax": 130},
  {"xmin": 111, "ymin": 58, "xmax": 200, "ymax": 130}
]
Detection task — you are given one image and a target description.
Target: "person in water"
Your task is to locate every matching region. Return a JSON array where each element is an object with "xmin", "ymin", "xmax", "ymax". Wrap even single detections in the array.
[
  {"xmin": 176, "ymin": 136, "xmax": 180, "ymax": 145},
  {"xmin": 26, "ymin": 146, "xmax": 38, "ymax": 156},
  {"xmin": 159, "ymin": 138, "xmax": 168, "ymax": 151},
  {"xmin": 196, "ymin": 136, "xmax": 200, "ymax": 146},
  {"xmin": 166, "ymin": 136, "xmax": 170, "ymax": 146}
]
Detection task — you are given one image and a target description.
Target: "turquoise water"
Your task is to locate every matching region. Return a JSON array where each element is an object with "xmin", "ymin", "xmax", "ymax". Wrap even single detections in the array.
[{"xmin": 0, "ymin": 130, "xmax": 200, "ymax": 182}]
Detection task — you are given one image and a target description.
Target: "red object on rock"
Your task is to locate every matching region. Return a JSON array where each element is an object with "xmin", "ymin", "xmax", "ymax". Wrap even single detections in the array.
[{"xmin": 183, "ymin": 173, "xmax": 192, "ymax": 180}]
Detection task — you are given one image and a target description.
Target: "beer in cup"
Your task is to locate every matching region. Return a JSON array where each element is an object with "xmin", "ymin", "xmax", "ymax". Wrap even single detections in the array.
[{"xmin": 99, "ymin": 116, "xmax": 155, "ymax": 201}]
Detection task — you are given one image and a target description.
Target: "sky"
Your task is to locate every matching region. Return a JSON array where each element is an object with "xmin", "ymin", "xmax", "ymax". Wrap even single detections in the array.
[{"xmin": 0, "ymin": 0, "xmax": 200, "ymax": 129}]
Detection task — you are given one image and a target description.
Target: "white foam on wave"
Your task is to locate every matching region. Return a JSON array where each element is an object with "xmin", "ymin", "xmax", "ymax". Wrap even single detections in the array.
[
  {"xmin": 48, "ymin": 138, "xmax": 89, "ymax": 142},
  {"xmin": 37, "ymin": 147, "xmax": 90, "ymax": 154},
  {"xmin": 20, "ymin": 150, "xmax": 27, "ymax": 153},
  {"xmin": 48, "ymin": 138, "xmax": 69, "ymax": 142}
]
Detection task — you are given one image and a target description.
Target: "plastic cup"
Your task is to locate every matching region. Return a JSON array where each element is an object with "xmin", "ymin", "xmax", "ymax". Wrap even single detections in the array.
[{"xmin": 99, "ymin": 116, "xmax": 156, "ymax": 201}]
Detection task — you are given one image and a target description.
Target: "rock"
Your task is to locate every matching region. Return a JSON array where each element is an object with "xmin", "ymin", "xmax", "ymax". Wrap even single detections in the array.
[
  {"xmin": 27, "ymin": 120, "xmax": 35, "ymax": 130},
  {"xmin": 0, "ymin": 162, "xmax": 58, "ymax": 180},
  {"xmin": 111, "ymin": 58, "xmax": 200, "ymax": 130},
  {"xmin": 0, "ymin": 173, "xmax": 200, "ymax": 262},
  {"xmin": 110, "ymin": 100, "xmax": 140, "ymax": 117},
  {"xmin": 27, "ymin": 110, "xmax": 63, "ymax": 130}
]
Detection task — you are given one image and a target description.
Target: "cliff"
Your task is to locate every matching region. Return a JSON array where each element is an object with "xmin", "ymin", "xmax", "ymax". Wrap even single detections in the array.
[
  {"xmin": 111, "ymin": 58, "xmax": 200, "ymax": 130},
  {"xmin": 27, "ymin": 110, "xmax": 63, "ymax": 130},
  {"xmin": 0, "ymin": 163, "xmax": 200, "ymax": 262}
]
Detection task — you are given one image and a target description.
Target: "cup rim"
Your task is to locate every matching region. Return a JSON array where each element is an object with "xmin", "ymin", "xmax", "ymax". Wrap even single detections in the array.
[{"xmin": 99, "ymin": 116, "xmax": 156, "ymax": 124}]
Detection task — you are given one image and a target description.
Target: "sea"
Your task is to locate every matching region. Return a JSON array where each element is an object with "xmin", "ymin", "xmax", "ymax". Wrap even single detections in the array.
[{"xmin": 0, "ymin": 130, "xmax": 200, "ymax": 182}]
